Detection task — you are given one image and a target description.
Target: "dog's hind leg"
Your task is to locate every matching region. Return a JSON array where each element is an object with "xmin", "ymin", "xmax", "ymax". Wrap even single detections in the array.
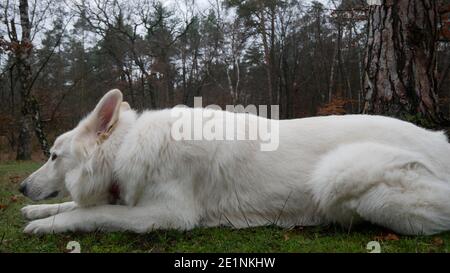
[
  {"xmin": 308, "ymin": 142, "xmax": 450, "ymax": 235},
  {"xmin": 23, "ymin": 203, "xmax": 199, "ymax": 234},
  {"xmin": 21, "ymin": 202, "xmax": 78, "ymax": 220}
]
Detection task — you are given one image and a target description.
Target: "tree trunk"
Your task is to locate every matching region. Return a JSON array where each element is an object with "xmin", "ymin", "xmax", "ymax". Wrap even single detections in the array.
[
  {"xmin": 15, "ymin": 0, "xmax": 50, "ymax": 159},
  {"xmin": 16, "ymin": 114, "xmax": 32, "ymax": 160},
  {"xmin": 363, "ymin": 0, "xmax": 442, "ymax": 126},
  {"xmin": 259, "ymin": 10, "xmax": 274, "ymax": 106},
  {"xmin": 328, "ymin": 33, "xmax": 339, "ymax": 103},
  {"xmin": 16, "ymin": 0, "xmax": 33, "ymax": 160},
  {"xmin": 30, "ymin": 96, "xmax": 50, "ymax": 157}
]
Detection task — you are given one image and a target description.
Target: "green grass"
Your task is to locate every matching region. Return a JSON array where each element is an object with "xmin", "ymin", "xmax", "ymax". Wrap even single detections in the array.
[{"xmin": 1, "ymin": 161, "xmax": 449, "ymax": 253}]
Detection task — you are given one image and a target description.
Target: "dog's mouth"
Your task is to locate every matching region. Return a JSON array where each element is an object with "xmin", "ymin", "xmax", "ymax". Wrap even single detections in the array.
[{"xmin": 44, "ymin": 191, "xmax": 59, "ymax": 199}]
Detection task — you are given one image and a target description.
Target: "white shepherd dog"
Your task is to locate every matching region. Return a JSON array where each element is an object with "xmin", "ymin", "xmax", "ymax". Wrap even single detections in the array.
[{"xmin": 20, "ymin": 89, "xmax": 450, "ymax": 235}]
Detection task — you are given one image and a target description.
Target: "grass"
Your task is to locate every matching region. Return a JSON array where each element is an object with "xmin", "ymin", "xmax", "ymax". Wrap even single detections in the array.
[{"xmin": 0, "ymin": 161, "xmax": 449, "ymax": 253}]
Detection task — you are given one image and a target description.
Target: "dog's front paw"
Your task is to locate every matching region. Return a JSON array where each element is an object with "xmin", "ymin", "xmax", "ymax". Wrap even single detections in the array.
[
  {"xmin": 24, "ymin": 218, "xmax": 56, "ymax": 234},
  {"xmin": 21, "ymin": 204, "xmax": 55, "ymax": 220}
]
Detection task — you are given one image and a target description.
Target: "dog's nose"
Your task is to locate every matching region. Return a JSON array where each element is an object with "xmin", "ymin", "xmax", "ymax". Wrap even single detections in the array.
[{"xmin": 19, "ymin": 183, "xmax": 27, "ymax": 195}]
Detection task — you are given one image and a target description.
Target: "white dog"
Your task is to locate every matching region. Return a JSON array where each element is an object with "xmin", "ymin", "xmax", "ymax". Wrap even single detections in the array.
[{"xmin": 20, "ymin": 89, "xmax": 450, "ymax": 235}]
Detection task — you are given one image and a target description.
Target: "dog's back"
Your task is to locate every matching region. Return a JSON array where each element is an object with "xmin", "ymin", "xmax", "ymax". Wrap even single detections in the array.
[{"xmin": 114, "ymin": 109, "xmax": 450, "ymax": 234}]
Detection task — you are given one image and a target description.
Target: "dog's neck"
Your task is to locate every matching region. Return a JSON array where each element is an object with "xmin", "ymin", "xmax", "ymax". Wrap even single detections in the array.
[{"xmin": 96, "ymin": 110, "xmax": 136, "ymax": 205}]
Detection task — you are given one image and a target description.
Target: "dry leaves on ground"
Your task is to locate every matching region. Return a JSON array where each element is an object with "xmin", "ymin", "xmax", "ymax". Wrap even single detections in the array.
[{"xmin": 374, "ymin": 233, "xmax": 400, "ymax": 241}]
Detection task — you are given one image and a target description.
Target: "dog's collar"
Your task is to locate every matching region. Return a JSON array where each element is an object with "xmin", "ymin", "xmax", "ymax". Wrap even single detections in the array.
[
  {"xmin": 108, "ymin": 182, "xmax": 121, "ymax": 204},
  {"xmin": 96, "ymin": 121, "xmax": 118, "ymax": 145}
]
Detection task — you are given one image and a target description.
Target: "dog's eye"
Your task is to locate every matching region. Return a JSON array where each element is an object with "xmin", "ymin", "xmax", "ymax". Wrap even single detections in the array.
[{"xmin": 51, "ymin": 153, "xmax": 58, "ymax": 161}]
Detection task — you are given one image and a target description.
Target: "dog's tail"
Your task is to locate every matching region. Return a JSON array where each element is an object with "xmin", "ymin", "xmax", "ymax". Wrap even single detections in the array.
[{"xmin": 308, "ymin": 142, "xmax": 450, "ymax": 235}]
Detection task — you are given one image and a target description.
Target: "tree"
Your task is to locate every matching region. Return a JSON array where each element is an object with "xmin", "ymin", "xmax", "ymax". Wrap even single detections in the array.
[
  {"xmin": 14, "ymin": 0, "xmax": 35, "ymax": 160},
  {"xmin": 1, "ymin": 0, "xmax": 64, "ymax": 159},
  {"xmin": 5, "ymin": 0, "xmax": 49, "ymax": 159},
  {"xmin": 145, "ymin": 2, "xmax": 178, "ymax": 107},
  {"xmin": 226, "ymin": 0, "xmax": 281, "ymax": 105},
  {"xmin": 363, "ymin": 0, "xmax": 443, "ymax": 126}
]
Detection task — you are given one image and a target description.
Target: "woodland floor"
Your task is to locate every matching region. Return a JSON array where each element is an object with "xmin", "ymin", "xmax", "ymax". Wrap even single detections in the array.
[{"xmin": 0, "ymin": 161, "xmax": 449, "ymax": 253}]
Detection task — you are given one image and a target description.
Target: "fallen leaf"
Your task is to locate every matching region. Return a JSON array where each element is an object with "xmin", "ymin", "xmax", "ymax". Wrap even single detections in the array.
[
  {"xmin": 0, "ymin": 204, "xmax": 7, "ymax": 209},
  {"xmin": 374, "ymin": 233, "xmax": 399, "ymax": 241},
  {"xmin": 8, "ymin": 175, "xmax": 21, "ymax": 183},
  {"xmin": 10, "ymin": 195, "xmax": 19, "ymax": 202},
  {"xmin": 283, "ymin": 234, "xmax": 290, "ymax": 241},
  {"xmin": 385, "ymin": 233, "xmax": 400, "ymax": 241},
  {"xmin": 432, "ymin": 237, "xmax": 444, "ymax": 246}
]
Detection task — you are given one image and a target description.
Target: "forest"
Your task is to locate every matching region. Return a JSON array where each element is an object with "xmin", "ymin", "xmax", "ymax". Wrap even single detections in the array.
[
  {"xmin": 1, "ymin": 0, "xmax": 450, "ymax": 160},
  {"xmin": 1, "ymin": 0, "xmax": 450, "ymax": 254}
]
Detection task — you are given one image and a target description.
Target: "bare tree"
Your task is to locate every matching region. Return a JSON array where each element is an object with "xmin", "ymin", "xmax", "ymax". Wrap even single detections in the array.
[
  {"xmin": 1, "ymin": 0, "xmax": 68, "ymax": 159},
  {"xmin": 1, "ymin": 0, "xmax": 57, "ymax": 159}
]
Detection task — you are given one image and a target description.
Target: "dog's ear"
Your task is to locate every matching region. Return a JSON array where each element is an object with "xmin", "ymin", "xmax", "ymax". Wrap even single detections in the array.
[
  {"xmin": 90, "ymin": 89, "xmax": 123, "ymax": 135},
  {"xmin": 120, "ymin": 101, "xmax": 131, "ymax": 111}
]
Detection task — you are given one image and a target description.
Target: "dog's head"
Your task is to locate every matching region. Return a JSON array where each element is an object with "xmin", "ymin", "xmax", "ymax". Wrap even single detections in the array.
[{"xmin": 19, "ymin": 89, "xmax": 131, "ymax": 201}]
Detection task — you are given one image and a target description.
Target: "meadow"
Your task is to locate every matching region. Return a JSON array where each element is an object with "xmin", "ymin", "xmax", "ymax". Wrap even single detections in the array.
[{"xmin": 1, "ymin": 161, "xmax": 449, "ymax": 253}]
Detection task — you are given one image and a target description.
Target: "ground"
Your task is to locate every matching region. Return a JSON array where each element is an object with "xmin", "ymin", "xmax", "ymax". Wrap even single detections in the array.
[{"xmin": 0, "ymin": 161, "xmax": 449, "ymax": 253}]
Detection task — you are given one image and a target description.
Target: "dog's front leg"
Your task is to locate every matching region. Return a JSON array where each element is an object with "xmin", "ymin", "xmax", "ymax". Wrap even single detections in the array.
[
  {"xmin": 23, "ymin": 204, "xmax": 197, "ymax": 234},
  {"xmin": 21, "ymin": 202, "xmax": 78, "ymax": 220}
]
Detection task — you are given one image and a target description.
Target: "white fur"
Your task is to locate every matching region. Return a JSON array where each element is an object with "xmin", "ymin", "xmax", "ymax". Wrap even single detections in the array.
[{"xmin": 20, "ymin": 90, "xmax": 450, "ymax": 235}]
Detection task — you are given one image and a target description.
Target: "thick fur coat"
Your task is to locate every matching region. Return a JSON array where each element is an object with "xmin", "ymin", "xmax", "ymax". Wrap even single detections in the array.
[{"xmin": 20, "ymin": 90, "xmax": 450, "ymax": 235}]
